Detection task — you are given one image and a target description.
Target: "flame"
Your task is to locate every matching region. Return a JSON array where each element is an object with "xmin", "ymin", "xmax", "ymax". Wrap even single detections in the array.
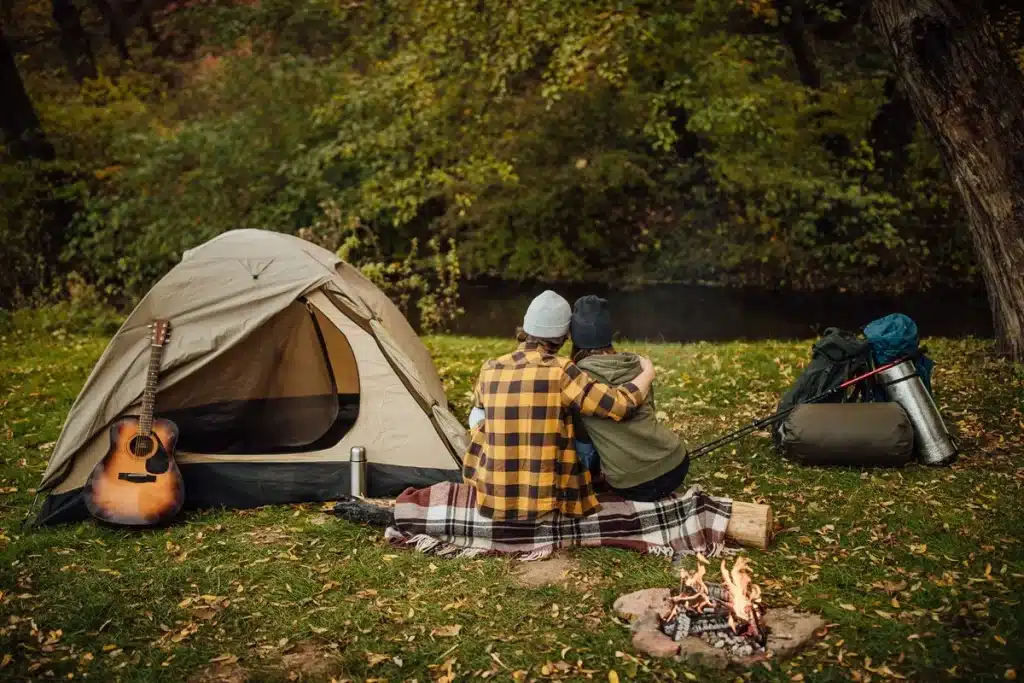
[
  {"xmin": 675, "ymin": 553, "xmax": 712, "ymax": 612},
  {"xmin": 719, "ymin": 556, "xmax": 762, "ymax": 635},
  {"xmin": 665, "ymin": 555, "xmax": 765, "ymax": 643}
]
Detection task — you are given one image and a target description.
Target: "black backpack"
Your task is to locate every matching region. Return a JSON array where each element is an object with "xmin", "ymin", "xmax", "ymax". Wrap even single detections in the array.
[{"xmin": 773, "ymin": 328, "xmax": 874, "ymax": 443}]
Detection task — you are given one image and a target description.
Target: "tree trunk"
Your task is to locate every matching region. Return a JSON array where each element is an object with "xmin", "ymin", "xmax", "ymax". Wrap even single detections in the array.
[
  {"xmin": 91, "ymin": 0, "xmax": 132, "ymax": 62},
  {"xmin": 52, "ymin": 0, "xmax": 98, "ymax": 82},
  {"xmin": 1, "ymin": 23, "xmax": 71, "ymax": 301},
  {"xmin": 0, "ymin": 24, "xmax": 56, "ymax": 161},
  {"xmin": 868, "ymin": 75, "xmax": 917, "ymax": 186},
  {"xmin": 872, "ymin": 0, "xmax": 1024, "ymax": 360},
  {"xmin": 779, "ymin": 0, "xmax": 822, "ymax": 89},
  {"xmin": 778, "ymin": 0, "xmax": 852, "ymax": 158}
]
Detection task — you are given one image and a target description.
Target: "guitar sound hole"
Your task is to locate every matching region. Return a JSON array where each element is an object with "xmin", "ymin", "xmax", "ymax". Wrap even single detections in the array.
[{"xmin": 130, "ymin": 435, "xmax": 155, "ymax": 457}]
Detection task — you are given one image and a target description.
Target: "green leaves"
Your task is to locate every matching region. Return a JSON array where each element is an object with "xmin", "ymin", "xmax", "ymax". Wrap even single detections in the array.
[{"xmin": 2, "ymin": 0, "xmax": 982, "ymax": 305}]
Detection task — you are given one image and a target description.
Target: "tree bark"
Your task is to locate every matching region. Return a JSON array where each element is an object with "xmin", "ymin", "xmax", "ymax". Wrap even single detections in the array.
[
  {"xmin": 0, "ymin": 24, "xmax": 56, "ymax": 161},
  {"xmin": 872, "ymin": 0, "xmax": 1024, "ymax": 360},
  {"xmin": 52, "ymin": 0, "xmax": 98, "ymax": 82}
]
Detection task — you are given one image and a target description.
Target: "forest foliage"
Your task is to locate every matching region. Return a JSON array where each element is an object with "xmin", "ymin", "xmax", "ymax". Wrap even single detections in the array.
[{"xmin": 3, "ymin": 0, "xmax": 1022, "ymax": 310}]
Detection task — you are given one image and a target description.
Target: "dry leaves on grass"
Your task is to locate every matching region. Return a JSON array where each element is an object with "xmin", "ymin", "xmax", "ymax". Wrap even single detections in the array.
[
  {"xmin": 179, "ymin": 594, "xmax": 231, "ymax": 621},
  {"xmin": 429, "ymin": 658, "xmax": 457, "ymax": 683},
  {"xmin": 431, "ymin": 624, "xmax": 463, "ymax": 638}
]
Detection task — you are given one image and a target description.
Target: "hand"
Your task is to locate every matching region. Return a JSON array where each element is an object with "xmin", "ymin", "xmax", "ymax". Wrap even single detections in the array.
[{"xmin": 634, "ymin": 356, "xmax": 656, "ymax": 399}]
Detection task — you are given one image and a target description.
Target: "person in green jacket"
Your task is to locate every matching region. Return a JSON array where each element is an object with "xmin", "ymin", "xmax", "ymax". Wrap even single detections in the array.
[{"xmin": 570, "ymin": 295, "xmax": 690, "ymax": 501}]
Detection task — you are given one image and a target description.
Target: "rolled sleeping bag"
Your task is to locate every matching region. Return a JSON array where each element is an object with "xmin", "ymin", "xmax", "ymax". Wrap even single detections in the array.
[{"xmin": 778, "ymin": 402, "xmax": 914, "ymax": 467}]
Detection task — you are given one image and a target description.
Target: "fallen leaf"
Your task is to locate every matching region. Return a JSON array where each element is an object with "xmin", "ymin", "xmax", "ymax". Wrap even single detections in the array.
[
  {"xmin": 608, "ymin": 672, "xmax": 620, "ymax": 683},
  {"xmin": 881, "ymin": 580, "xmax": 907, "ymax": 593},
  {"xmin": 839, "ymin": 603, "xmax": 857, "ymax": 611},
  {"xmin": 365, "ymin": 652, "xmax": 390, "ymax": 667},
  {"xmin": 431, "ymin": 624, "xmax": 463, "ymax": 638}
]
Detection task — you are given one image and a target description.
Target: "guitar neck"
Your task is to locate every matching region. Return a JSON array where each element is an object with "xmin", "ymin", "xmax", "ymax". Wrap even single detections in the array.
[{"xmin": 139, "ymin": 342, "xmax": 164, "ymax": 437}]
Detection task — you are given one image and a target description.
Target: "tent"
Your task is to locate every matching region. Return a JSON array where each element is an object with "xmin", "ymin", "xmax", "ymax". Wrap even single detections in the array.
[{"xmin": 35, "ymin": 229, "xmax": 468, "ymax": 525}]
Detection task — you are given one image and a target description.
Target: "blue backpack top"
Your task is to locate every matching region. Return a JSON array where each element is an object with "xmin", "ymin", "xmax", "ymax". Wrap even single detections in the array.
[{"xmin": 863, "ymin": 313, "xmax": 933, "ymax": 393}]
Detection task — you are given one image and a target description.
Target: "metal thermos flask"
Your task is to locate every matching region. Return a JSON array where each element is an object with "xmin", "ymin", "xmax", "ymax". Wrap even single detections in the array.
[
  {"xmin": 349, "ymin": 446, "xmax": 367, "ymax": 498},
  {"xmin": 877, "ymin": 359, "xmax": 957, "ymax": 466}
]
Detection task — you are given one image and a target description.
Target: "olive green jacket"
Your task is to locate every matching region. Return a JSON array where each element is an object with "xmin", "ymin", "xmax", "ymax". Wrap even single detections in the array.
[{"xmin": 575, "ymin": 353, "xmax": 688, "ymax": 489}]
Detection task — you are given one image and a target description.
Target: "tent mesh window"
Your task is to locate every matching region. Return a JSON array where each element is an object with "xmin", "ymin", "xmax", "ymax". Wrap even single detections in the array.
[{"xmin": 156, "ymin": 302, "xmax": 360, "ymax": 454}]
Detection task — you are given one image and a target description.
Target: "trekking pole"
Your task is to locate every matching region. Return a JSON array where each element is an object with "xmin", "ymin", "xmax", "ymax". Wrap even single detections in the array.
[{"xmin": 687, "ymin": 356, "xmax": 912, "ymax": 461}]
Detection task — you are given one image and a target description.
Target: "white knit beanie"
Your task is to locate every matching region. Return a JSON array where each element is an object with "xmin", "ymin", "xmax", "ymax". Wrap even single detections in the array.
[{"xmin": 523, "ymin": 290, "xmax": 571, "ymax": 338}]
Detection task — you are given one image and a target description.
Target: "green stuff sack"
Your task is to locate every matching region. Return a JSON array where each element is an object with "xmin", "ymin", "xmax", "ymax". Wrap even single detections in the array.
[{"xmin": 778, "ymin": 403, "xmax": 914, "ymax": 467}]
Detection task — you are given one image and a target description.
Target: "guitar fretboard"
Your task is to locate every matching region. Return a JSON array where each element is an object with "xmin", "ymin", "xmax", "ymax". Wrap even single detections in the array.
[{"xmin": 138, "ymin": 342, "xmax": 164, "ymax": 438}]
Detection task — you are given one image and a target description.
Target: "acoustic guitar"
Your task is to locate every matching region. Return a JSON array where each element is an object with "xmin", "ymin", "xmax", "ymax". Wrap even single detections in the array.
[{"xmin": 84, "ymin": 320, "xmax": 185, "ymax": 527}]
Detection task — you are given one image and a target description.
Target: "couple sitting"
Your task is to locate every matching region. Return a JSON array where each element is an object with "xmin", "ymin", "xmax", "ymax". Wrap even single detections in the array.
[{"xmin": 463, "ymin": 291, "xmax": 689, "ymax": 521}]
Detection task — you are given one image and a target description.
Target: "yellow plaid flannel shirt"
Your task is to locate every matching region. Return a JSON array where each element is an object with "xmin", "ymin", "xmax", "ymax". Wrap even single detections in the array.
[{"xmin": 462, "ymin": 342, "xmax": 644, "ymax": 520}]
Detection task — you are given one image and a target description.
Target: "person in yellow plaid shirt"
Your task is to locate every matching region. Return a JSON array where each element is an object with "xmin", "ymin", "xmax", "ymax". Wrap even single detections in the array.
[{"xmin": 463, "ymin": 291, "xmax": 656, "ymax": 520}]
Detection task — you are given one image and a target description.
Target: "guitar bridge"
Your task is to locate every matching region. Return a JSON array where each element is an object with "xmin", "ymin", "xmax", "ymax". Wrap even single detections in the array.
[{"xmin": 118, "ymin": 473, "xmax": 158, "ymax": 483}]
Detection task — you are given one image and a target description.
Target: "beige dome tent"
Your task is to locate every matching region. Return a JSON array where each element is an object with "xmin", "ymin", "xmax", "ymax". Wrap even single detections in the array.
[{"xmin": 36, "ymin": 229, "xmax": 467, "ymax": 525}]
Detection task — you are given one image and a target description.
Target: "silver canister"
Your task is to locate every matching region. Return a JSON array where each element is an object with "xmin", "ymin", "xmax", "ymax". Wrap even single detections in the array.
[
  {"xmin": 349, "ymin": 446, "xmax": 367, "ymax": 498},
  {"xmin": 877, "ymin": 359, "xmax": 957, "ymax": 466}
]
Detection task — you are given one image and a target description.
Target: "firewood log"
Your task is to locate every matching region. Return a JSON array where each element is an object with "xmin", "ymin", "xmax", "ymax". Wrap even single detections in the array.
[{"xmin": 725, "ymin": 501, "xmax": 773, "ymax": 549}]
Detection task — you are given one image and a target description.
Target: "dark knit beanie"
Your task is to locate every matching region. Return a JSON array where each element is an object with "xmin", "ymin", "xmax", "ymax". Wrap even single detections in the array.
[{"xmin": 571, "ymin": 295, "xmax": 613, "ymax": 349}]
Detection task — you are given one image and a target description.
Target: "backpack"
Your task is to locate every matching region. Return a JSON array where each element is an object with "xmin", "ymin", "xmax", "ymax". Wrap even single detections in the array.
[
  {"xmin": 777, "ymin": 328, "xmax": 875, "ymax": 412},
  {"xmin": 773, "ymin": 328, "xmax": 874, "ymax": 445},
  {"xmin": 863, "ymin": 313, "xmax": 933, "ymax": 394}
]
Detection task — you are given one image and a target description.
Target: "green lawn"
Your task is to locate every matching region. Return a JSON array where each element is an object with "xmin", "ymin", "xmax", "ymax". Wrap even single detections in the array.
[{"xmin": 1, "ymin": 310, "xmax": 1023, "ymax": 682}]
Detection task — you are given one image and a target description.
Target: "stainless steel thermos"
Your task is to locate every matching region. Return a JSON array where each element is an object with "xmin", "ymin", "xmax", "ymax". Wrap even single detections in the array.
[
  {"xmin": 350, "ymin": 446, "xmax": 367, "ymax": 498},
  {"xmin": 877, "ymin": 359, "xmax": 957, "ymax": 466}
]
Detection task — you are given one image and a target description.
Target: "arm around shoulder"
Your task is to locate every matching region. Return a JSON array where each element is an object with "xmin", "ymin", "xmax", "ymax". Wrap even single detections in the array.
[{"xmin": 560, "ymin": 360, "xmax": 648, "ymax": 421}]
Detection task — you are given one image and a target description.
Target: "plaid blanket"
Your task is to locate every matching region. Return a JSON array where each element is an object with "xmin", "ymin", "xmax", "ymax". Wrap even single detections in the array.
[{"xmin": 384, "ymin": 483, "xmax": 732, "ymax": 561}]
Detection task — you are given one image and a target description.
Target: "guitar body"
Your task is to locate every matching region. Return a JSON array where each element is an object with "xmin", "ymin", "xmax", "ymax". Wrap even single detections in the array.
[{"xmin": 84, "ymin": 416, "xmax": 184, "ymax": 526}]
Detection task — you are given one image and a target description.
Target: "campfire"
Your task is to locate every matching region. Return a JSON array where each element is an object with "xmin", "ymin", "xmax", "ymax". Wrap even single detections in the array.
[{"xmin": 660, "ymin": 554, "xmax": 767, "ymax": 657}]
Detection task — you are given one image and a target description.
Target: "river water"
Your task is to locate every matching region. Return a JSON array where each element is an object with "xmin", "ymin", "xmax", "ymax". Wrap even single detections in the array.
[{"xmin": 449, "ymin": 282, "xmax": 993, "ymax": 342}]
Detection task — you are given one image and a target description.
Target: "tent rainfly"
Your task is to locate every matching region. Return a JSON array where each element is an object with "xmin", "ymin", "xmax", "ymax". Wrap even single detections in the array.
[{"xmin": 35, "ymin": 229, "xmax": 467, "ymax": 525}]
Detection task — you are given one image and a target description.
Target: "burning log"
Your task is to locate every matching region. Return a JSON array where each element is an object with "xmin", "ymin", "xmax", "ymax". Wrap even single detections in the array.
[
  {"xmin": 661, "ymin": 554, "xmax": 768, "ymax": 652},
  {"xmin": 725, "ymin": 501, "xmax": 773, "ymax": 549},
  {"xmin": 686, "ymin": 613, "xmax": 733, "ymax": 634}
]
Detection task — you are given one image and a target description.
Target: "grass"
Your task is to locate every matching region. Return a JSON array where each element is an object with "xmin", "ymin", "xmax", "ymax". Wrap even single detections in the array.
[{"xmin": 2, "ymin": 309, "xmax": 1023, "ymax": 682}]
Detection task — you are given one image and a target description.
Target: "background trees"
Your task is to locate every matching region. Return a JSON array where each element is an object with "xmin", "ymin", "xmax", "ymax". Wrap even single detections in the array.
[
  {"xmin": 2, "ymin": 0, "xmax": 1022, "ymax": 352},
  {"xmin": 872, "ymin": 0, "xmax": 1024, "ymax": 357}
]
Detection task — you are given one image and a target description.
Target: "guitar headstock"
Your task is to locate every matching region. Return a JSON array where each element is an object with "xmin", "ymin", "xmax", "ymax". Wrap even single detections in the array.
[{"xmin": 149, "ymin": 319, "xmax": 172, "ymax": 347}]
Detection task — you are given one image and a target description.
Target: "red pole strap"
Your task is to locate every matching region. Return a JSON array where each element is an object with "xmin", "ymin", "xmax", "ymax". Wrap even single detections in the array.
[{"xmin": 837, "ymin": 357, "xmax": 909, "ymax": 391}]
